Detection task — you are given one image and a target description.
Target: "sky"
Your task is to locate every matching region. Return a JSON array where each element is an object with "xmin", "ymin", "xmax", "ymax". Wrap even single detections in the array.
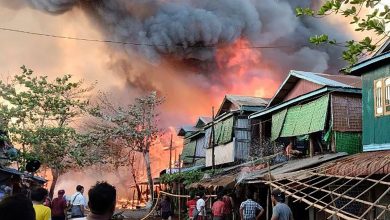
[{"xmin": 0, "ymin": 0, "xmax": 385, "ymax": 195}]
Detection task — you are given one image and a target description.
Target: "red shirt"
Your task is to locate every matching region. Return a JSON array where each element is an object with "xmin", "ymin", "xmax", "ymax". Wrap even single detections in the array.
[
  {"xmin": 187, "ymin": 199, "xmax": 197, "ymax": 217},
  {"xmin": 222, "ymin": 196, "xmax": 233, "ymax": 214},
  {"xmin": 51, "ymin": 197, "xmax": 67, "ymax": 217},
  {"xmin": 212, "ymin": 200, "xmax": 225, "ymax": 217}
]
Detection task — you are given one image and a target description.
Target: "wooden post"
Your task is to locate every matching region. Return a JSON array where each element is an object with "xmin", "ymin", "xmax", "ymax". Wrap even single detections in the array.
[
  {"xmin": 132, "ymin": 188, "xmax": 136, "ymax": 208},
  {"xmin": 309, "ymin": 134, "xmax": 314, "ymax": 157},
  {"xmin": 211, "ymin": 106, "xmax": 216, "ymax": 172},
  {"xmin": 146, "ymin": 184, "xmax": 149, "ymax": 202},
  {"xmin": 169, "ymin": 134, "xmax": 173, "ymax": 173},
  {"xmin": 266, "ymin": 187, "xmax": 270, "ymax": 220},
  {"xmin": 140, "ymin": 184, "xmax": 143, "ymax": 204},
  {"xmin": 178, "ymin": 154, "xmax": 181, "ymax": 220}
]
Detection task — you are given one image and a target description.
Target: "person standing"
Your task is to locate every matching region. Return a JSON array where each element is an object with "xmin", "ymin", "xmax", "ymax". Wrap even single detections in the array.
[
  {"xmin": 31, "ymin": 187, "xmax": 51, "ymax": 220},
  {"xmin": 196, "ymin": 192, "xmax": 206, "ymax": 220},
  {"xmin": 51, "ymin": 190, "xmax": 67, "ymax": 220},
  {"xmin": 222, "ymin": 190, "xmax": 234, "ymax": 220},
  {"xmin": 212, "ymin": 194, "xmax": 225, "ymax": 220},
  {"xmin": 70, "ymin": 185, "xmax": 87, "ymax": 218},
  {"xmin": 271, "ymin": 189, "xmax": 293, "ymax": 220},
  {"xmin": 187, "ymin": 192, "xmax": 197, "ymax": 220},
  {"xmin": 159, "ymin": 195, "xmax": 172, "ymax": 220},
  {"xmin": 239, "ymin": 192, "xmax": 264, "ymax": 220}
]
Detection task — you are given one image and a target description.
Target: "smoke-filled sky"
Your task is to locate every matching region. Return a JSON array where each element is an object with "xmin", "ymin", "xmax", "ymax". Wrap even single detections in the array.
[{"xmin": 0, "ymin": 0, "xmax": 374, "ymax": 192}]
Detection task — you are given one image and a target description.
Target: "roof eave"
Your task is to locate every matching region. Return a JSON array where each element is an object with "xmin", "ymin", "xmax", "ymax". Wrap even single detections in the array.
[
  {"xmin": 349, "ymin": 52, "xmax": 390, "ymax": 76},
  {"xmin": 249, "ymin": 86, "xmax": 361, "ymax": 119}
]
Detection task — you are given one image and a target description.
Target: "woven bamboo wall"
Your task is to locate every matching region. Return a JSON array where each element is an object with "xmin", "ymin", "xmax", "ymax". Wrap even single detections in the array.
[{"xmin": 331, "ymin": 93, "xmax": 362, "ymax": 132}]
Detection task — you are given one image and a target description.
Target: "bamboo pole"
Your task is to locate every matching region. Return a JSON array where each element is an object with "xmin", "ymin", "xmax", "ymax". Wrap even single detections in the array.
[
  {"xmin": 211, "ymin": 106, "xmax": 216, "ymax": 172},
  {"xmin": 356, "ymin": 187, "xmax": 390, "ymax": 220},
  {"xmin": 312, "ymin": 172, "xmax": 390, "ymax": 186},
  {"xmin": 318, "ymin": 157, "xmax": 390, "ymax": 212},
  {"xmin": 330, "ymin": 172, "xmax": 390, "ymax": 219},
  {"xmin": 269, "ymin": 182, "xmax": 357, "ymax": 220},
  {"xmin": 281, "ymin": 176, "xmax": 388, "ymax": 210},
  {"xmin": 295, "ymin": 163, "xmax": 372, "ymax": 203},
  {"xmin": 267, "ymin": 180, "xmax": 361, "ymax": 219}
]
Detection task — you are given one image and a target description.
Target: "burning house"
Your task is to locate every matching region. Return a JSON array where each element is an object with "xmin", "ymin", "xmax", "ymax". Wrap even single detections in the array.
[
  {"xmin": 249, "ymin": 70, "xmax": 363, "ymax": 157},
  {"xmin": 179, "ymin": 95, "xmax": 269, "ymax": 168}
]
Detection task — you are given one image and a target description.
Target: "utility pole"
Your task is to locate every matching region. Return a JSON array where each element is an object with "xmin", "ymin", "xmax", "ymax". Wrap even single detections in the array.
[
  {"xmin": 169, "ymin": 134, "xmax": 173, "ymax": 173},
  {"xmin": 211, "ymin": 106, "xmax": 215, "ymax": 173},
  {"xmin": 178, "ymin": 154, "xmax": 181, "ymax": 220}
]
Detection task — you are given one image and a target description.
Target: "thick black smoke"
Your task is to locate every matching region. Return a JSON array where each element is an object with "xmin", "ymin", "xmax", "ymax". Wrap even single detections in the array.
[{"xmin": 3, "ymin": 0, "xmax": 351, "ymax": 86}]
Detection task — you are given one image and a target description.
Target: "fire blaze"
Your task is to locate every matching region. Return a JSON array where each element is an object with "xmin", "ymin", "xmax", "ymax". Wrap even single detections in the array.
[{"xmin": 149, "ymin": 38, "xmax": 279, "ymax": 176}]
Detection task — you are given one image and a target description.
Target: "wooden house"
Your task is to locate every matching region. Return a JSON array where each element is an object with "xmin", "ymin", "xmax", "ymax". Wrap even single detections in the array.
[
  {"xmin": 178, "ymin": 116, "xmax": 211, "ymax": 167},
  {"xmin": 179, "ymin": 95, "xmax": 268, "ymax": 167},
  {"xmin": 250, "ymin": 70, "xmax": 362, "ymax": 156},
  {"xmin": 349, "ymin": 40, "xmax": 390, "ymax": 151}
]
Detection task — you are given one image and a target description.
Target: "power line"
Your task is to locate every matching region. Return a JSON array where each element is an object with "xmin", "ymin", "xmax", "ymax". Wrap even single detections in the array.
[{"xmin": 0, "ymin": 26, "xmax": 293, "ymax": 49}]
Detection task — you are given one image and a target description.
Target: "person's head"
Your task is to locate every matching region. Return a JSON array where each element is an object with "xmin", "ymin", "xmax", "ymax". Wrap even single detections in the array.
[
  {"xmin": 245, "ymin": 191, "xmax": 254, "ymax": 200},
  {"xmin": 196, "ymin": 191, "xmax": 205, "ymax": 199},
  {"xmin": 57, "ymin": 189, "xmax": 65, "ymax": 198},
  {"xmin": 88, "ymin": 181, "xmax": 116, "ymax": 216},
  {"xmin": 217, "ymin": 192, "xmax": 223, "ymax": 201},
  {"xmin": 0, "ymin": 194, "xmax": 35, "ymax": 220},
  {"xmin": 271, "ymin": 189, "xmax": 285, "ymax": 204},
  {"xmin": 189, "ymin": 191, "xmax": 195, "ymax": 200},
  {"xmin": 30, "ymin": 187, "xmax": 48, "ymax": 203},
  {"xmin": 76, "ymin": 185, "xmax": 84, "ymax": 193}
]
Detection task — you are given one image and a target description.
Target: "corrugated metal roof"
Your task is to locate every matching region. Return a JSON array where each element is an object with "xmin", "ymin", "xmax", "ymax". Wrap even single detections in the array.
[
  {"xmin": 187, "ymin": 174, "xmax": 237, "ymax": 189},
  {"xmin": 267, "ymin": 70, "xmax": 361, "ymax": 107},
  {"xmin": 292, "ymin": 70, "xmax": 359, "ymax": 88},
  {"xmin": 242, "ymin": 152, "xmax": 348, "ymax": 183},
  {"xmin": 226, "ymin": 94, "xmax": 269, "ymax": 107},
  {"xmin": 177, "ymin": 126, "xmax": 199, "ymax": 136},
  {"xmin": 0, "ymin": 166, "xmax": 22, "ymax": 175},
  {"xmin": 325, "ymin": 151, "xmax": 390, "ymax": 176},
  {"xmin": 349, "ymin": 51, "xmax": 390, "ymax": 76},
  {"xmin": 250, "ymin": 86, "xmax": 361, "ymax": 119}
]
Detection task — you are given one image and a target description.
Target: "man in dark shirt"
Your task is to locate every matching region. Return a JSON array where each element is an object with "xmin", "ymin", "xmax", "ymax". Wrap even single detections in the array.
[
  {"xmin": 51, "ymin": 190, "xmax": 67, "ymax": 220},
  {"xmin": 159, "ymin": 195, "xmax": 172, "ymax": 220}
]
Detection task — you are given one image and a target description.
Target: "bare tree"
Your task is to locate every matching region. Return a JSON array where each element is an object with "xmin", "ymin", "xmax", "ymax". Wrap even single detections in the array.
[{"xmin": 86, "ymin": 91, "xmax": 164, "ymax": 203}]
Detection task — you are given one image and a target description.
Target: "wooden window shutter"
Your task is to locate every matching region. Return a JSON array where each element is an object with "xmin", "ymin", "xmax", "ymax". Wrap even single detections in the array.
[{"xmin": 374, "ymin": 79, "xmax": 383, "ymax": 117}]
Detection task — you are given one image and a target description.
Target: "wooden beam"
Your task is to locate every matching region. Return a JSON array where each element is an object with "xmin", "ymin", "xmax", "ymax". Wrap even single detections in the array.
[
  {"xmin": 309, "ymin": 134, "xmax": 314, "ymax": 157},
  {"xmin": 269, "ymin": 182, "xmax": 358, "ymax": 220}
]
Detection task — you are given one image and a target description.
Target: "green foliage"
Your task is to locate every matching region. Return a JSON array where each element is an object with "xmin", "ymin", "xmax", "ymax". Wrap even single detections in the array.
[
  {"xmin": 0, "ymin": 66, "xmax": 94, "ymax": 173},
  {"xmin": 160, "ymin": 170, "xmax": 204, "ymax": 185},
  {"xmin": 296, "ymin": 0, "xmax": 390, "ymax": 67}
]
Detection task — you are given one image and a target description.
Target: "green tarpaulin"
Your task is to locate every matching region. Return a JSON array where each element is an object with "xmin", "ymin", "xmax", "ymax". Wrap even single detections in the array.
[
  {"xmin": 271, "ymin": 109, "xmax": 288, "ymax": 141},
  {"xmin": 212, "ymin": 116, "xmax": 234, "ymax": 146},
  {"xmin": 335, "ymin": 131, "xmax": 362, "ymax": 155},
  {"xmin": 182, "ymin": 141, "xmax": 196, "ymax": 163},
  {"xmin": 278, "ymin": 95, "xmax": 329, "ymax": 138}
]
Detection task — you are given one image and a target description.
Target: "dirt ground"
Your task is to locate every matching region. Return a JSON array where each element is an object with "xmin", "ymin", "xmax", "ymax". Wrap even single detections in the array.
[{"xmin": 117, "ymin": 208, "xmax": 181, "ymax": 220}]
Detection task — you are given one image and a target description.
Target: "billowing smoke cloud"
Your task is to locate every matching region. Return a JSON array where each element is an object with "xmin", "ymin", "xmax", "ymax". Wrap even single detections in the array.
[
  {"xmin": 0, "ymin": 0, "xmax": 353, "ymax": 185},
  {"xmin": 21, "ymin": 0, "xmax": 348, "ymax": 78}
]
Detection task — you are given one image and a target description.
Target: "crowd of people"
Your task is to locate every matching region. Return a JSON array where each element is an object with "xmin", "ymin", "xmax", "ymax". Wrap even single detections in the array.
[
  {"xmin": 0, "ymin": 181, "xmax": 117, "ymax": 220},
  {"xmin": 181, "ymin": 189, "xmax": 293, "ymax": 220}
]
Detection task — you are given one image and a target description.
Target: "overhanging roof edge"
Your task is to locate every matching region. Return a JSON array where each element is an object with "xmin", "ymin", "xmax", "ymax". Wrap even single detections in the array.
[
  {"xmin": 350, "ymin": 51, "xmax": 390, "ymax": 75},
  {"xmin": 249, "ymin": 87, "xmax": 361, "ymax": 119}
]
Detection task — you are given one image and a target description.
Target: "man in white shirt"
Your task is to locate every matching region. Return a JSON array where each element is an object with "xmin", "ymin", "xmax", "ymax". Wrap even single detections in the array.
[
  {"xmin": 70, "ymin": 185, "xmax": 87, "ymax": 218},
  {"xmin": 196, "ymin": 192, "xmax": 206, "ymax": 220}
]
